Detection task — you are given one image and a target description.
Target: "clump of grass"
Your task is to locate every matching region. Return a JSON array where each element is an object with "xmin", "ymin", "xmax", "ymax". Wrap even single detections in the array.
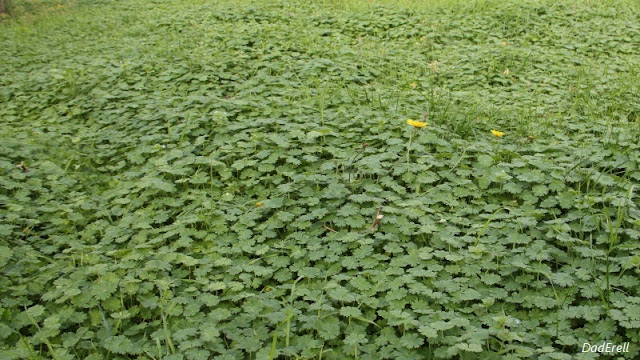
[{"xmin": 1, "ymin": 0, "xmax": 639, "ymax": 358}]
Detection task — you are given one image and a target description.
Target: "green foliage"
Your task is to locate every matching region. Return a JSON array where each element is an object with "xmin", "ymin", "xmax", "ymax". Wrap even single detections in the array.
[{"xmin": 1, "ymin": 0, "xmax": 640, "ymax": 359}]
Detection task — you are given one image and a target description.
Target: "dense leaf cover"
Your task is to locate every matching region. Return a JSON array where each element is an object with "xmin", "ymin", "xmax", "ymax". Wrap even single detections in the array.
[{"xmin": 1, "ymin": 0, "xmax": 639, "ymax": 359}]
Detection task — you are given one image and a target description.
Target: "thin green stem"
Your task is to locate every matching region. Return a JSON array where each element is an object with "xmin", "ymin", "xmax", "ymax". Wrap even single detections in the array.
[{"xmin": 406, "ymin": 129, "xmax": 415, "ymax": 164}]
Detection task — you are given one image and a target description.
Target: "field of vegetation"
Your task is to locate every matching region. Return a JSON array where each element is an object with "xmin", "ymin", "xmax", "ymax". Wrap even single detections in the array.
[{"xmin": 1, "ymin": 0, "xmax": 640, "ymax": 358}]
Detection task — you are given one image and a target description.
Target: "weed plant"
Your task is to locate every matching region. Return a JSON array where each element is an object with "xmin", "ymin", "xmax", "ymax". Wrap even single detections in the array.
[{"xmin": 1, "ymin": 0, "xmax": 639, "ymax": 359}]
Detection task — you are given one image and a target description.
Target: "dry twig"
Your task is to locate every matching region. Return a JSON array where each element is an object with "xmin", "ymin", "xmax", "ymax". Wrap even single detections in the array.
[
  {"xmin": 323, "ymin": 224, "xmax": 338, "ymax": 233},
  {"xmin": 369, "ymin": 207, "xmax": 383, "ymax": 232}
]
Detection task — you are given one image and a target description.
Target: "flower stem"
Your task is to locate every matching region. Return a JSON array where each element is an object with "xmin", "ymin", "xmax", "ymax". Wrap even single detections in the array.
[{"xmin": 407, "ymin": 130, "xmax": 414, "ymax": 164}]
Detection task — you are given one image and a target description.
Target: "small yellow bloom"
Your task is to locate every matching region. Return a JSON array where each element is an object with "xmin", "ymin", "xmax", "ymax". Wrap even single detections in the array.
[
  {"xmin": 502, "ymin": 41, "xmax": 507, "ymax": 46},
  {"xmin": 407, "ymin": 119, "xmax": 427, "ymax": 128},
  {"xmin": 409, "ymin": 82, "xmax": 418, "ymax": 89},
  {"xmin": 57, "ymin": 4, "xmax": 63, "ymax": 8},
  {"xmin": 491, "ymin": 130, "xmax": 505, "ymax": 137},
  {"xmin": 265, "ymin": 286, "xmax": 272, "ymax": 292},
  {"xmin": 256, "ymin": 202, "xmax": 262, "ymax": 207}
]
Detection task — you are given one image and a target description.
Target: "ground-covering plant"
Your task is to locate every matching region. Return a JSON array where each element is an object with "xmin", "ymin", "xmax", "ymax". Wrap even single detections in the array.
[{"xmin": 1, "ymin": 0, "xmax": 639, "ymax": 359}]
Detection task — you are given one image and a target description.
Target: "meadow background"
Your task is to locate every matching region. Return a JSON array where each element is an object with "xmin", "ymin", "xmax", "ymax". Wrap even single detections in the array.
[{"xmin": 1, "ymin": 0, "xmax": 639, "ymax": 359}]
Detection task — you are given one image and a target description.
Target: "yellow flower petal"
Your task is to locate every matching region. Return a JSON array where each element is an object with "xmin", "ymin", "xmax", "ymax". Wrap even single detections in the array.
[
  {"xmin": 491, "ymin": 130, "xmax": 505, "ymax": 137},
  {"xmin": 407, "ymin": 119, "xmax": 427, "ymax": 128}
]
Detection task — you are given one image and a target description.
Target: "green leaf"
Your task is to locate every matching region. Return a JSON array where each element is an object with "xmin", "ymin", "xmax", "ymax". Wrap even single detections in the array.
[
  {"xmin": 103, "ymin": 335, "xmax": 134, "ymax": 354},
  {"xmin": 339, "ymin": 307, "xmax": 362, "ymax": 318},
  {"xmin": 399, "ymin": 332, "xmax": 424, "ymax": 349},
  {"xmin": 418, "ymin": 325, "xmax": 438, "ymax": 338}
]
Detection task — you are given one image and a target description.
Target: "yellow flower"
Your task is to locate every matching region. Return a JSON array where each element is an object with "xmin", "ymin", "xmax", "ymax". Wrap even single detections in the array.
[
  {"xmin": 407, "ymin": 119, "xmax": 427, "ymax": 128},
  {"xmin": 409, "ymin": 82, "xmax": 418, "ymax": 89},
  {"xmin": 491, "ymin": 130, "xmax": 505, "ymax": 137},
  {"xmin": 256, "ymin": 202, "xmax": 262, "ymax": 207}
]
